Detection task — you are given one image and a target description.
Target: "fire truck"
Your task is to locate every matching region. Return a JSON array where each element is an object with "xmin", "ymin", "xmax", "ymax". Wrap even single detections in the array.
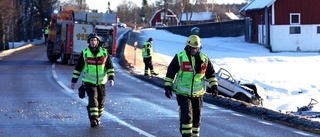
[{"xmin": 46, "ymin": 9, "xmax": 118, "ymax": 65}]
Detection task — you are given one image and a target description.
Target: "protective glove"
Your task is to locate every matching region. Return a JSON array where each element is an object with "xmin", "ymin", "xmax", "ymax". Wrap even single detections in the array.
[
  {"xmin": 165, "ymin": 86, "xmax": 172, "ymax": 99},
  {"xmin": 211, "ymin": 85, "xmax": 219, "ymax": 97},
  {"xmin": 78, "ymin": 84, "xmax": 86, "ymax": 99}
]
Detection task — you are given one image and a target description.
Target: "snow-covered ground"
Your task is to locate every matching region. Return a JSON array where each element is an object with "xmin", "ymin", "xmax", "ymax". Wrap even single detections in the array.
[
  {"xmin": 0, "ymin": 38, "xmax": 44, "ymax": 58},
  {"xmin": 139, "ymin": 29, "xmax": 320, "ymax": 116}
]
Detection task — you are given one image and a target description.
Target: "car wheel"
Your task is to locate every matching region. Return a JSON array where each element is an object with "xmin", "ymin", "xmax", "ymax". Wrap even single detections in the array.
[
  {"xmin": 251, "ymin": 96, "xmax": 262, "ymax": 106},
  {"xmin": 235, "ymin": 94, "xmax": 250, "ymax": 103}
]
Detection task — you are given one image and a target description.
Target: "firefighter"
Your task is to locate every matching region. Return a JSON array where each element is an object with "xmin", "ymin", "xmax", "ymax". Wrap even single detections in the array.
[
  {"xmin": 44, "ymin": 26, "xmax": 49, "ymax": 42},
  {"xmin": 164, "ymin": 35, "xmax": 218, "ymax": 137},
  {"xmin": 142, "ymin": 37, "xmax": 158, "ymax": 76},
  {"xmin": 71, "ymin": 33, "xmax": 115, "ymax": 127}
]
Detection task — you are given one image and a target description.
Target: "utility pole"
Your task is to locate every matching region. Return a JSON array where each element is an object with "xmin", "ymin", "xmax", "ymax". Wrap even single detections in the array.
[{"xmin": 107, "ymin": 1, "xmax": 110, "ymax": 13}]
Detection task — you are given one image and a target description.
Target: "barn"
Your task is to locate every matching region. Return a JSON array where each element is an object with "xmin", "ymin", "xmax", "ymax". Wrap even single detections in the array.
[
  {"xmin": 240, "ymin": 0, "xmax": 320, "ymax": 52},
  {"xmin": 148, "ymin": 8, "xmax": 179, "ymax": 27}
]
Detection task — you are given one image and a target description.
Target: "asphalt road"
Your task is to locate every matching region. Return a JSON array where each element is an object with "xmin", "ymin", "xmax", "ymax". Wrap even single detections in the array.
[{"xmin": 0, "ymin": 43, "xmax": 319, "ymax": 137}]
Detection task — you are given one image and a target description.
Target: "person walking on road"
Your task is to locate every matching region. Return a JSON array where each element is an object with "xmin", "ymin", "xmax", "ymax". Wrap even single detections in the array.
[
  {"xmin": 164, "ymin": 35, "xmax": 219, "ymax": 137},
  {"xmin": 142, "ymin": 37, "xmax": 158, "ymax": 76},
  {"xmin": 71, "ymin": 33, "xmax": 115, "ymax": 127}
]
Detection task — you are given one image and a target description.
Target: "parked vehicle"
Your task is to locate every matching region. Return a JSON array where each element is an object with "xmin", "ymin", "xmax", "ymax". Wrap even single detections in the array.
[
  {"xmin": 46, "ymin": 9, "xmax": 118, "ymax": 65},
  {"xmin": 207, "ymin": 68, "xmax": 268, "ymax": 106},
  {"xmin": 118, "ymin": 22, "xmax": 127, "ymax": 28},
  {"xmin": 155, "ymin": 22, "xmax": 167, "ymax": 28}
]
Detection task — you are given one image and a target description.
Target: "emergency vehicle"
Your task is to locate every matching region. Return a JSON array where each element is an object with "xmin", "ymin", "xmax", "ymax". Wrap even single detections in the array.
[{"xmin": 46, "ymin": 9, "xmax": 117, "ymax": 65}]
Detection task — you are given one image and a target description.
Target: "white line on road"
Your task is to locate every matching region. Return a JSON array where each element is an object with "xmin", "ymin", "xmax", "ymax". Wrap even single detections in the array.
[
  {"xmin": 231, "ymin": 113, "xmax": 244, "ymax": 117},
  {"xmin": 258, "ymin": 121, "xmax": 273, "ymax": 125},
  {"xmin": 57, "ymin": 80, "xmax": 73, "ymax": 93},
  {"xmin": 293, "ymin": 131, "xmax": 313, "ymax": 136},
  {"xmin": 52, "ymin": 70, "xmax": 58, "ymax": 79}
]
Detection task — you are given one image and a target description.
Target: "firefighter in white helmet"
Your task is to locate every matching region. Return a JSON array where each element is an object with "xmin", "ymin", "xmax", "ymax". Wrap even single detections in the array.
[{"xmin": 71, "ymin": 33, "xmax": 115, "ymax": 127}]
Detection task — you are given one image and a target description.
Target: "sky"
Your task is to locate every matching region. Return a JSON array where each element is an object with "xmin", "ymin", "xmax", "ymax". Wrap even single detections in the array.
[
  {"xmin": 135, "ymin": 29, "xmax": 320, "ymax": 120},
  {"xmin": 86, "ymin": 0, "xmax": 247, "ymax": 12}
]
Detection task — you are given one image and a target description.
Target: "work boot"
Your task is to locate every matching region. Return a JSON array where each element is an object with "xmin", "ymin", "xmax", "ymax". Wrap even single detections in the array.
[
  {"xmin": 144, "ymin": 73, "xmax": 149, "ymax": 76},
  {"xmin": 151, "ymin": 72, "xmax": 159, "ymax": 76},
  {"xmin": 97, "ymin": 118, "xmax": 101, "ymax": 125},
  {"xmin": 90, "ymin": 119, "xmax": 98, "ymax": 127}
]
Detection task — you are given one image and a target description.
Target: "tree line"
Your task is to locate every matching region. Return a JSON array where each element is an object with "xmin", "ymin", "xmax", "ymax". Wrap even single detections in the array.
[
  {"xmin": 0, "ymin": 0, "xmax": 248, "ymax": 51},
  {"xmin": 116, "ymin": 0, "xmax": 248, "ymax": 27},
  {"xmin": 0, "ymin": 0, "xmax": 59, "ymax": 50}
]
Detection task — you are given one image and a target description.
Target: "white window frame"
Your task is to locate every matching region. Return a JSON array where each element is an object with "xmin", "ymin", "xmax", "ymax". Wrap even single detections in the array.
[{"xmin": 290, "ymin": 13, "xmax": 300, "ymax": 24}]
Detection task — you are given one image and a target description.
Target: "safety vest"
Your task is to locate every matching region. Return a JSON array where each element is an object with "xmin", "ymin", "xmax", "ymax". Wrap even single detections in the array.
[
  {"xmin": 142, "ymin": 41, "xmax": 153, "ymax": 58},
  {"xmin": 44, "ymin": 27, "xmax": 49, "ymax": 34},
  {"xmin": 82, "ymin": 47, "xmax": 109, "ymax": 85},
  {"xmin": 173, "ymin": 51, "xmax": 208, "ymax": 97}
]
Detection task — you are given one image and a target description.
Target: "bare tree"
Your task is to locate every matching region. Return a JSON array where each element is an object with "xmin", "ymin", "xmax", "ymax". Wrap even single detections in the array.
[
  {"xmin": 60, "ymin": 0, "xmax": 89, "ymax": 11},
  {"xmin": 0, "ymin": 0, "xmax": 20, "ymax": 50},
  {"xmin": 117, "ymin": 1, "xmax": 138, "ymax": 25}
]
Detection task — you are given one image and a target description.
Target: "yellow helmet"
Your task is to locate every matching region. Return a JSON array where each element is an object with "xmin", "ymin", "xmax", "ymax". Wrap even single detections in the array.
[{"xmin": 186, "ymin": 35, "xmax": 201, "ymax": 48}]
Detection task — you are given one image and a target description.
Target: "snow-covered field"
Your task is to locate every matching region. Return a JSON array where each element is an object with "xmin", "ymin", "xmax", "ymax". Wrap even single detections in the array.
[{"xmin": 139, "ymin": 29, "xmax": 320, "ymax": 116}]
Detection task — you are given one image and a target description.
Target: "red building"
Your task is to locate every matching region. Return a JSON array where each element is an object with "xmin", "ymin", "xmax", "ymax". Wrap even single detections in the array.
[
  {"xmin": 148, "ymin": 8, "xmax": 179, "ymax": 27},
  {"xmin": 240, "ymin": 0, "xmax": 320, "ymax": 51}
]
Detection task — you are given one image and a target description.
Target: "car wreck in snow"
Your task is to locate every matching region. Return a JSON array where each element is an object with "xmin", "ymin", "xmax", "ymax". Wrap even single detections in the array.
[
  {"xmin": 207, "ymin": 68, "xmax": 268, "ymax": 106},
  {"xmin": 286, "ymin": 98, "xmax": 320, "ymax": 119}
]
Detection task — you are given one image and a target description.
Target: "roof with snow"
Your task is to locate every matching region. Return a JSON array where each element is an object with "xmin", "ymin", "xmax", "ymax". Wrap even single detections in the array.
[
  {"xmin": 180, "ymin": 12, "xmax": 215, "ymax": 21},
  {"xmin": 225, "ymin": 11, "xmax": 239, "ymax": 20},
  {"xmin": 240, "ymin": 0, "xmax": 276, "ymax": 12}
]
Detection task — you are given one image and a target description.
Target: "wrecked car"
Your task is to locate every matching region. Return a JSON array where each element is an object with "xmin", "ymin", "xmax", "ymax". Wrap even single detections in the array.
[
  {"xmin": 207, "ymin": 68, "xmax": 268, "ymax": 106},
  {"xmin": 287, "ymin": 98, "xmax": 320, "ymax": 118}
]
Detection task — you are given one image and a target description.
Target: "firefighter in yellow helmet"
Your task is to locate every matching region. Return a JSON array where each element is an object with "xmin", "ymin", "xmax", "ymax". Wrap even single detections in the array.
[
  {"xmin": 71, "ymin": 33, "xmax": 115, "ymax": 127},
  {"xmin": 164, "ymin": 35, "xmax": 218, "ymax": 137}
]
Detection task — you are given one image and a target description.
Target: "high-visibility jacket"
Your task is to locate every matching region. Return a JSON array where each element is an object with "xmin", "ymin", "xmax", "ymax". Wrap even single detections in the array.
[
  {"xmin": 172, "ymin": 50, "xmax": 208, "ymax": 97},
  {"xmin": 44, "ymin": 27, "xmax": 49, "ymax": 34},
  {"xmin": 81, "ymin": 47, "xmax": 113, "ymax": 85},
  {"xmin": 142, "ymin": 41, "xmax": 153, "ymax": 58}
]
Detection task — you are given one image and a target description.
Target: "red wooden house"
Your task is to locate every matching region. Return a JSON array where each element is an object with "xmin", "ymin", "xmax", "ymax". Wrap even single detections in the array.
[
  {"xmin": 149, "ymin": 8, "xmax": 179, "ymax": 27},
  {"xmin": 240, "ymin": 0, "xmax": 320, "ymax": 51}
]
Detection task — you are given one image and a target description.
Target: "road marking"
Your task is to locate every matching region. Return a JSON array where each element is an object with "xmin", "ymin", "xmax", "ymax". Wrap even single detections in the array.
[
  {"xmin": 293, "ymin": 131, "xmax": 313, "ymax": 136},
  {"xmin": 144, "ymin": 83, "xmax": 153, "ymax": 86},
  {"xmin": 231, "ymin": 113, "xmax": 244, "ymax": 117},
  {"xmin": 51, "ymin": 63, "xmax": 155, "ymax": 137},
  {"xmin": 52, "ymin": 70, "xmax": 58, "ymax": 79},
  {"xmin": 152, "ymin": 86, "xmax": 160, "ymax": 90},
  {"xmin": 258, "ymin": 121, "xmax": 273, "ymax": 125},
  {"xmin": 57, "ymin": 80, "xmax": 73, "ymax": 93}
]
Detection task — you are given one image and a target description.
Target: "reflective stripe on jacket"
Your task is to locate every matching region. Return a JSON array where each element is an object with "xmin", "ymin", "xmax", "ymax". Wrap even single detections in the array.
[
  {"xmin": 82, "ymin": 47, "xmax": 110, "ymax": 84},
  {"xmin": 173, "ymin": 51, "xmax": 208, "ymax": 97},
  {"xmin": 142, "ymin": 41, "xmax": 153, "ymax": 58}
]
